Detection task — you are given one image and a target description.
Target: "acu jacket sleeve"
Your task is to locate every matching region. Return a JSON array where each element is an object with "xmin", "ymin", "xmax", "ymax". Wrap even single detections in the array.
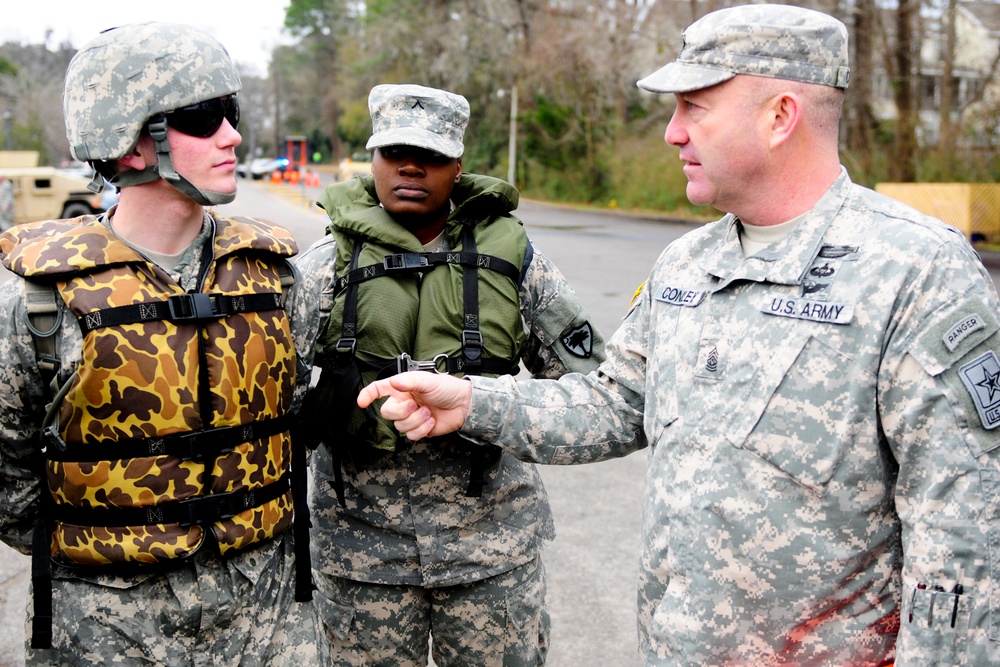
[
  {"xmin": 0, "ymin": 278, "xmax": 49, "ymax": 553},
  {"xmin": 517, "ymin": 246, "xmax": 606, "ymax": 378},
  {"xmin": 879, "ymin": 239, "xmax": 1000, "ymax": 665}
]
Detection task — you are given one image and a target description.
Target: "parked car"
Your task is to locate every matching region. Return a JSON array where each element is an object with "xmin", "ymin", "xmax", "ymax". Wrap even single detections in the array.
[
  {"xmin": 237, "ymin": 157, "xmax": 289, "ymax": 180},
  {"xmin": 1, "ymin": 151, "xmax": 105, "ymax": 226},
  {"xmin": 58, "ymin": 162, "xmax": 117, "ymax": 213}
]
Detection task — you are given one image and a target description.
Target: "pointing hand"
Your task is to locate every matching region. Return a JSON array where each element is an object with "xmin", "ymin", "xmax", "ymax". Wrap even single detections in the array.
[{"xmin": 357, "ymin": 371, "xmax": 473, "ymax": 440}]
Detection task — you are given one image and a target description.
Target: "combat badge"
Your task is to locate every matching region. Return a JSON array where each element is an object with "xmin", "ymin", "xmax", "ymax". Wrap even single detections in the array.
[
  {"xmin": 561, "ymin": 322, "xmax": 593, "ymax": 358},
  {"xmin": 959, "ymin": 350, "xmax": 1000, "ymax": 430}
]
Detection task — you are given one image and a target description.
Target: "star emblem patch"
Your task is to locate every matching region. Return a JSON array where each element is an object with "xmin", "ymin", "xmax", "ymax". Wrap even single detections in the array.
[{"xmin": 959, "ymin": 350, "xmax": 1000, "ymax": 430}]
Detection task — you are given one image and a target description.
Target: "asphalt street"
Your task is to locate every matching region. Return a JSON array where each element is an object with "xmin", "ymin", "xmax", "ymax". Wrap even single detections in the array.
[{"xmin": 1, "ymin": 176, "xmax": 999, "ymax": 666}]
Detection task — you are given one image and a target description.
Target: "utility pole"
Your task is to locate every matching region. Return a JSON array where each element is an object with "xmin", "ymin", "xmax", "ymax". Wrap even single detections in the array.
[{"xmin": 507, "ymin": 85, "xmax": 518, "ymax": 186}]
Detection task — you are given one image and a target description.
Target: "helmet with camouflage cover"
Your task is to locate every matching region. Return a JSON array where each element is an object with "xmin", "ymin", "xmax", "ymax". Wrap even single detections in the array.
[{"xmin": 63, "ymin": 22, "xmax": 242, "ymax": 206}]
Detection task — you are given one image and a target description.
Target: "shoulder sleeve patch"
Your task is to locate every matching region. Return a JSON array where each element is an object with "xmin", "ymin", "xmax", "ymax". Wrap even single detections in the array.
[
  {"xmin": 908, "ymin": 301, "xmax": 1000, "ymax": 377},
  {"xmin": 560, "ymin": 322, "xmax": 593, "ymax": 358},
  {"xmin": 959, "ymin": 351, "xmax": 1000, "ymax": 430}
]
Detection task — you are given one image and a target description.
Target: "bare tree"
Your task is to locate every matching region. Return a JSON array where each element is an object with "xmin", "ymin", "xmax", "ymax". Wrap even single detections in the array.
[
  {"xmin": 891, "ymin": 0, "xmax": 920, "ymax": 181},
  {"xmin": 845, "ymin": 0, "xmax": 880, "ymax": 174},
  {"xmin": 937, "ymin": 0, "xmax": 959, "ymax": 151}
]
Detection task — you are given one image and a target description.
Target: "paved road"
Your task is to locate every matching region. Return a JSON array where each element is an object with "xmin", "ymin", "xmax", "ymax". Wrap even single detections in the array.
[{"xmin": 2, "ymin": 177, "xmax": 998, "ymax": 666}]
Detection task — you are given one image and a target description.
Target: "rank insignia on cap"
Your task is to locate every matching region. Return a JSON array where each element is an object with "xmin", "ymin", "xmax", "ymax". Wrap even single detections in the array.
[
  {"xmin": 959, "ymin": 350, "xmax": 1000, "ymax": 430},
  {"xmin": 561, "ymin": 322, "xmax": 593, "ymax": 358}
]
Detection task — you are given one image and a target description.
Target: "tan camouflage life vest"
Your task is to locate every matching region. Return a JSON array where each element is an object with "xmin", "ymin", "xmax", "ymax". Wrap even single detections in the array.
[{"xmin": 4, "ymin": 215, "xmax": 297, "ymax": 567}]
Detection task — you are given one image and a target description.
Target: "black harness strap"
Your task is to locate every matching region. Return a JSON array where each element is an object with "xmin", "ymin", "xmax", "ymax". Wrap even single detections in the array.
[
  {"xmin": 44, "ymin": 414, "xmax": 292, "ymax": 462},
  {"xmin": 459, "ymin": 224, "xmax": 483, "ymax": 375},
  {"xmin": 291, "ymin": 423, "xmax": 314, "ymax": 601},
  {"xmin": 29, "ymin": 519, "xmax": 53, "ymax": 649},
  {"xmin": 332, "ymin": 250, "xmax": 520, "ymax": 297},
  {"xmin": 456, "ymin": 224, "xmax": 503, "ymax": 497},
  {"xmin": 78, "ymin": 291, "xmax": 284, "ymax": 333},
  {"xmin": 50, "ymin": 474, "xmax": 291, "ymax": 528},
  {"xmin": 310, "ymin": 241, "xmax": 368, "ymax": 507}
]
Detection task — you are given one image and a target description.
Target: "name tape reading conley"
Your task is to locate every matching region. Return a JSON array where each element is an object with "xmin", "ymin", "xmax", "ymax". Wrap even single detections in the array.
[
  {"xmin": 654, "ymin": 286, "xmax": 706, "ymax": 307},
  {"xmin": 761, "ymin": 296, "xmax": 854, "ymax": 325}
]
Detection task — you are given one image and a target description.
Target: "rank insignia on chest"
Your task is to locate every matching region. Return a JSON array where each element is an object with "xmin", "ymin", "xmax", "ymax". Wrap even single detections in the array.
[{"xmin": 694, "ymin": 339, "xmax": 725, "ymax": 380}]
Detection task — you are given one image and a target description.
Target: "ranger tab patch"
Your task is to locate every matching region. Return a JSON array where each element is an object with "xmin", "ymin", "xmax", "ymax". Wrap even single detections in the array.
[
  {"xmin": 761, "ymin": 296, "xmax": 854, "ymax": 325},
  {"xmin": 959, "ymin": 350, "xmax": 1000, "ymax": 430},
  {"xmin": 943, "ymin": 314, "xmax": 985, "ymax": 352}
]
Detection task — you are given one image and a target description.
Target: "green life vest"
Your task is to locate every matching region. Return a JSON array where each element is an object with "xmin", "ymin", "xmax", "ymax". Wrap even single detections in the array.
[{"xmin": 307, "ymin": 174, "xmax": 530, "ymax": 492}]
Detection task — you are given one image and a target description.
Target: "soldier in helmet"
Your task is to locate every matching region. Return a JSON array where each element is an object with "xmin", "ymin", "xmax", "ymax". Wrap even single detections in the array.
[
  {"xmin": 0, "ymin": 22, "xmax": 319, "ymax": 664},
  {"xmin": 292, "ymin": 83, "xmax": 605, "ymax": 666}
]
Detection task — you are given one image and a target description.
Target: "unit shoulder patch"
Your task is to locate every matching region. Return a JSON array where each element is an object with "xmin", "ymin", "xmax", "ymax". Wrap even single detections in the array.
[
  {"xmin": 561, "ymin": 322, "xmax": 593, "ymax": 358},
  {"xmin": 959, "ymin": 350, "xmax": 1000, "ymax": 430}
]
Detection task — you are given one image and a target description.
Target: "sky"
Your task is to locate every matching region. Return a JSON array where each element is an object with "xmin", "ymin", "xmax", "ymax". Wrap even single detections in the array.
[{"xmin": 0, "ymin": 0, "xmax": 292, "ymax": 76}]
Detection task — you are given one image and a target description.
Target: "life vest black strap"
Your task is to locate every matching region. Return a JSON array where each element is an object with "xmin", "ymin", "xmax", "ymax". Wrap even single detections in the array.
[
  {"xmin": 50, "ymin": 475, "xmax": 291, "ymax": 528},
  {"xmin": 78, "ymin": 291, "xmax": 285, "ymax": 333},
  {"xmin": 332, "ymin": 251, "xmax": 520, "ymax": 297},
  {"xmin": 45, "ymin": 414, "xmax": 293, "ymax": 462},
  {"xmin": 466, "ymin": 443, "xmax": 504, "ymax": 497},
  {"xmin": 290, "ymin": 423, "xmax": 314, "ymax": 602},
  {"xmin": 459, "ymin": 225, "xmax": 483, "ymax": 374},
  {"xmin": 30, "ymin": 520, "xmax": 53, "ymax": 649}
]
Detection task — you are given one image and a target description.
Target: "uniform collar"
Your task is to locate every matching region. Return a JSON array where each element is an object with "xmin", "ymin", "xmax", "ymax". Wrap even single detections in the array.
[{"xmin": 702, "ymin": 168, "xmax": 851, "ymax": 287}]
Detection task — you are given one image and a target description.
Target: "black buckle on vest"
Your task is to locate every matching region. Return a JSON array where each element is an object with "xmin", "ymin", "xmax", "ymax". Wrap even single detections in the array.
[
  {"xmin": 43, "ymin": 424, "xmax": 68, "ymax": 452},
  {"xmin": 334, "ymin": 337, "xmax": 357, "ymax": 362},
  {"xmin": 168, "ymin": 425, "xmax": 242, "ymax": 461},
  {"xmin": 168, "ymin": 293, "xmax": 223, "ymax": 321},
  {"xmin": 383, "ymin": 253, "xmax": 428, "ymax": 272},
  {"xmin": 462, "ymin": 329, "xmax": 483, "ymax": 361},
  {"xmin": 175, "ymin": 490, "xmax": 252, "ymax": 526}
]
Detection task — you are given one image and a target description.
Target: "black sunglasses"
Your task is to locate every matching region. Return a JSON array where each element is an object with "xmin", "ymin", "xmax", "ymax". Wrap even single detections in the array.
[{"xmin": 164, "ymin": 94, "xmax": 240, "ymax": 138}]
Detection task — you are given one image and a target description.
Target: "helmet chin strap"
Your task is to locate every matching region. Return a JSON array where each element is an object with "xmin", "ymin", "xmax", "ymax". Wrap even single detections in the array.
[{"xmin": 143, "ymin": 116, "xmax": 237, "ymax": 206}]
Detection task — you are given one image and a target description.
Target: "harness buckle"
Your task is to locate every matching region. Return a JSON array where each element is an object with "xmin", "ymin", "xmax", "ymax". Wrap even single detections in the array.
[
  {"xmin": 168, "ymin": 293, "xmax": 221, "ymax": 321},
  {"xmin": 383, "ymin": 253, "xmax": 428, "ymax": 272},
  {"xmin": 461, "ymin": 329, "xmax": 483, "ymax": 361},
  {"xmin": 169, "ymin": 426, "xmax": 239, "ymax": 461},
  {"xmin": 333, "ymin": 337, "xmax": 357, "ymax": 359},
  {"xmin": 176, "ymin": 493, "xmax": 238, "ymax": 527},
  {"xmin": 396, "ymin": 353, "xmax": 449, "ymax": 375},
  {"xmin": 43, "ymin": 424, "xmax": 68, "ymax": 452}
]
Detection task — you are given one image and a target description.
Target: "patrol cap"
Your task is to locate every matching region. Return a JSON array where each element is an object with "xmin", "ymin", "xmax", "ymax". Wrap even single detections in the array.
[
  {"xmin": 637, "ymin": 4, "xmax": 851, "ymax": 94},
  {"xmin": 366, "ymin": 84, "xmax": 469, "ymax": 159}
]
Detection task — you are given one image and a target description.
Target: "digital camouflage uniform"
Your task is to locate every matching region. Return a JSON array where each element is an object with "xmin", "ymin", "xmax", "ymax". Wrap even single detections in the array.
[
  {"xmin": 0, "ymin": 214, "xmax": 321, "ymax": 666},
  {"xmin": 0, "ymin": 21, "xmax": 320, "ymax": 667},
  {"xmin": 457, "ymin": 168, "xmax": 1000, "ymax": 665},
  {"xmin": 293, "ymin": 166, "xmax": 605, "ymax": 666},
  {"xmin": 0, "ymin": 177, "xmax": 14, "ymax": 230}
]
